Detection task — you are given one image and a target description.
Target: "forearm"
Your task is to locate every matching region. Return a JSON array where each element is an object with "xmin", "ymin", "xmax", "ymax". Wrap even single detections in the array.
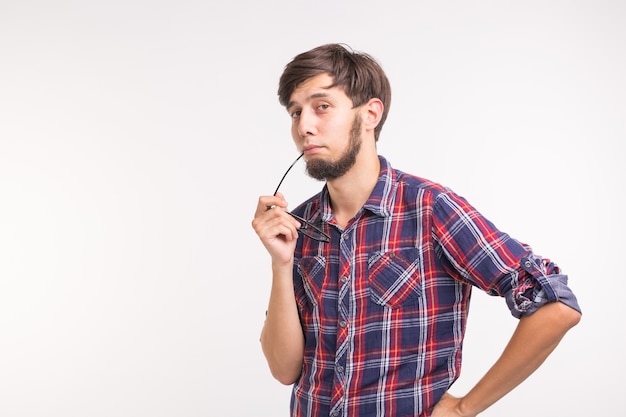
[
  {"xmin": 458, "ymin": 301, "xmax": 581, "ymax": 416},
  {"xmin": 260, "ymin": 262, "xmax": 305, "ymax": 385}
]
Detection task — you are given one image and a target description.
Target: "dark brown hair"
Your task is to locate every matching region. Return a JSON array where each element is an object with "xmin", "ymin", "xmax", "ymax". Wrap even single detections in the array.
[{"xmin": 278, "ymin": 43, "xmax": 391, "ymax": 141}]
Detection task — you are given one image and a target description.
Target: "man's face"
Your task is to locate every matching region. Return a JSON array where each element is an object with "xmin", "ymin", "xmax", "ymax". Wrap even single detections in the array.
[{"xmin": 286, "ymin": 73, "xmax": 362, "ymax": 181}]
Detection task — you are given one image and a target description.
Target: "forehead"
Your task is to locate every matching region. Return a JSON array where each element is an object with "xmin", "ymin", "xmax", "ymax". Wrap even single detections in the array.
[{"xmin": 287, "ymin": 73, "xmax": 348, "ymax": 108}]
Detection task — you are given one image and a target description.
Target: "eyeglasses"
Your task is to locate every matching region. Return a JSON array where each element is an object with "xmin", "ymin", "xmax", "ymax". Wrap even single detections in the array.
[{"xmin": 269, "ymin": 153, "xmax": 331, "ymax": 243}]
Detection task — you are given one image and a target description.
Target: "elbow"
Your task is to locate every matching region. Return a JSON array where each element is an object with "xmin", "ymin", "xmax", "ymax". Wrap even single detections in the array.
[
  {"xmin": 563, "ymin": 302, "xmax": 582, "ymax": 329},
  {"xmin": 260, "ymin": 320, "xmax": 304, "ymax": 385},
  {"xmin": 272, "ymin": 368, "xmax": 301, "ymax": 386},
  {"xmin": 266, "ymin": 352, "xmax": 302, "ymax": 385},
  {"xmin": 553, "ymin": 300, "xmax": 582, "ymax": 331},
  {"xmin": 267, "ymin": 355, "xmax": 302, "ymax": 385},
  {"xmin": 261, "ymin": 336, "xmax": 303, "ymax": 386}
]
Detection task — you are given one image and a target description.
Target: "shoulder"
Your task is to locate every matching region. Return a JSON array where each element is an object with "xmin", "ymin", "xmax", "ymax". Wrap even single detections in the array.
[
  {"xmin": 382, "ymin": 159, "xmax": 475, "ymax": 216},
  {"xmin": 387, "ymin": 162, "xmax": 453, "ymax": 203},
  {"xmin": 394, "ymin": 169, "xmax": 449, "ymax": 195}
]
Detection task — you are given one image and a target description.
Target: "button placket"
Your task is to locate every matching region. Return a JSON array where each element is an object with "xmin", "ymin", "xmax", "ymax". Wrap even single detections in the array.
[{"xmin": 332, "ymin": 228, "xmax": 353, "ymax": 415}]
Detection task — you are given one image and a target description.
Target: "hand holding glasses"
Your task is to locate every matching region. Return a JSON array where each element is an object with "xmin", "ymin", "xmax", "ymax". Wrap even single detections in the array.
[{"xmin": 267, "ymin": 153, "xmax": 331, "ymax": 243}]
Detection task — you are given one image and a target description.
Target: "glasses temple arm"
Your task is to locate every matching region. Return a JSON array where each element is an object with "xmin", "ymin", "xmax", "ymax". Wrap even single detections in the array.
[{"xmin": 273, "ymin": 152, "xmax": 304, "ymax": 196}]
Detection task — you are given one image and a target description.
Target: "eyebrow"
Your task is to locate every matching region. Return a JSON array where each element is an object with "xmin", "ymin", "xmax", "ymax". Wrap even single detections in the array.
[{"xmin": 286, "ymin": 90, "xmax": 334, "ymax": 112}]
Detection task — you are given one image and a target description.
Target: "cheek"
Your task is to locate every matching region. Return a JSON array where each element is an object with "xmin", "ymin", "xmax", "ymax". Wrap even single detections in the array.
[
  {"xmin": 290, "ymin": 124, "xmax": 303, "ymax": 146},
  {"xmin": 328, "ymin": 111, "xmax": 355, "ymax": 131}
]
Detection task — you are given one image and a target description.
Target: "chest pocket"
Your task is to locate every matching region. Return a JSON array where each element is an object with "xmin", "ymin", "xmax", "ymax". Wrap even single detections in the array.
[
  {"xmin": 294, "ymin": 256, "xmax": 326, "ymax": 309},
  {"xmin": 368, "ymin": 248, "xmax": 423, "ymax": 308}
]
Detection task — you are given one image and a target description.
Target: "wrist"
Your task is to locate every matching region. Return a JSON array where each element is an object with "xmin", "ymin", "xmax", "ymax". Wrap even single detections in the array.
[
  {"xmin": 456, "ymin": 396, "xmax": 479, "ymax": 417},
  {"xmin": 272, "ymin": 257, "xmax": 294, "ymax": 271},
  {"xmin": 271, "ymin": 258, "xmax": 295, "ymax": 283}
]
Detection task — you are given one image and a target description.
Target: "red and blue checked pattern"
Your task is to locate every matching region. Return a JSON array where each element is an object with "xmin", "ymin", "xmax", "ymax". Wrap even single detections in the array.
[{"xmin": 288, "ymin": 156, "xmax": 571, "ymax": 417}]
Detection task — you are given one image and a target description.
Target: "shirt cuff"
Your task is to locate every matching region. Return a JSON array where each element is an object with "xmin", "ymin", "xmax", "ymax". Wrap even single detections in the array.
[{"xmin": 505, "ymin": 254, "xmax": 581, "ymax": 318}]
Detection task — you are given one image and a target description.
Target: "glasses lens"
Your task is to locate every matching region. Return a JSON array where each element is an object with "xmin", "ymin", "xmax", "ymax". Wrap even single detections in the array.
[
  {"xmin": 288, "ymin": 212, "xmax": 330, "ymax": 243},
  {"xmin": 300, "ymin": 224, "xmax": 330, "ymax": 243}
]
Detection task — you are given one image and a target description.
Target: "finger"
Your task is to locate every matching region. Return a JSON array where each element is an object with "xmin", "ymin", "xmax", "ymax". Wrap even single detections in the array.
[
  {"xmin": 256, "ymin": 215, "xmax": 299, "ymax": 242},
  {"xmin": 253, "ymin": 208, "xmax": 300, "ymax": 239},
  {"xmin": 273, "ymin": 191, "xmax": 288, "ymax": 204},
  {"xmin": 267, "ymin": 192, "xmax": 290, "ymax": 210},
  {"xmin": 273, "ymin": 222, "xmax": 299, "ymax": 242},
  {"xmin": 257, "ymin": 199, "xmax": 278, "ymax": 217},
  {"xmin": 256, "ymin": 195, "xmax": 288, "ymax": 216}
]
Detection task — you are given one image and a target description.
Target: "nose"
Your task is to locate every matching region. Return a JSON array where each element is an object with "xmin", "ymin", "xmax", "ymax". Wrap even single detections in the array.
[{"xmin": 296, "ymin": 110, "xmax": 316, "ymax": 138}]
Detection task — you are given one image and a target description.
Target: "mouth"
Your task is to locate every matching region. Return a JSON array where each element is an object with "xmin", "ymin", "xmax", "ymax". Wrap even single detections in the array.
[{"xmin": 302, "ymin": 145, "xmax": 322, "ymax": 155}]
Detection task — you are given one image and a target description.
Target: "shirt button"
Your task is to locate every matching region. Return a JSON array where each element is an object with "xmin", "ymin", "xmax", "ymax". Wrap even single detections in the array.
[
  {"xmin": 339, "ymin": 320, "xmax": 347, "ymax": 328},
  {"xmin": 524, "ymin": 260, "xmax": 532, "ymax": 268},
  {"xmin": 331, "ymin": 411, "xmax": 339, "ymax": 417},
  {"xmin": 340, "ymin": 276, "xmax": 348, "ymax": 283},
  {"xmin": 341, "ymin": 234, "xmax": 349, "ymax": 240},
  {"xmin": 336, "ymin": 365, "xmax": 344, "ymax": 373}
]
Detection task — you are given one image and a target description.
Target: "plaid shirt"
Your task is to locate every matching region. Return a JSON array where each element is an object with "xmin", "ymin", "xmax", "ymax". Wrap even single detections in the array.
[{"xmin": 289, "ymin": 156, "xmax": 579, "ymax": 417}]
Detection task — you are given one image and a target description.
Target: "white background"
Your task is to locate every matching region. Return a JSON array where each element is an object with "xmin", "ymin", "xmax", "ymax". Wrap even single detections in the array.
[{"xmin": 1, "ymin": 1, "xmax": 623, "ymax": 416}]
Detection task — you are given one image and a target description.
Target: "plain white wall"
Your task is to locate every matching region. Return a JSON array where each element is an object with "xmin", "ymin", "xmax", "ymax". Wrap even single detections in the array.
[{"xmin": 0, "ymin": 1, "xmax": 623, "ymax": 416}]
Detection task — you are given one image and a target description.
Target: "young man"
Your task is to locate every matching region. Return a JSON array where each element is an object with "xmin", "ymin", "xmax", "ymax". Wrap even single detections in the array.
[{"xmin": 252, "ymin": 43, "xmax": 581, "ymax": 417}]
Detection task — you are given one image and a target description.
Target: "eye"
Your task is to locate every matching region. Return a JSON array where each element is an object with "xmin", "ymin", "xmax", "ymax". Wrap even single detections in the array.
[
  {"xmin": 290, "ymin": 109, "xmax": 301, "ymax": 119},
  {"xmin": 317, "ymin": 104, "xmax": 330, "ymax": 111}
]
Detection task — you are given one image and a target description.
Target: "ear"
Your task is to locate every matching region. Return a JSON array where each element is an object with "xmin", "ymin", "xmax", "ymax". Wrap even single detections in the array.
[{"xmin": 361, "ymin": 98, "xmax": 384, "ymax": 132}]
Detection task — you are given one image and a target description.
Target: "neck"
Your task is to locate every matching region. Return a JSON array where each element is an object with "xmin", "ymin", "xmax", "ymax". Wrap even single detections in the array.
[{"xmin": 326, "ymin": 146, "xmax": 380, "ymax": 228}]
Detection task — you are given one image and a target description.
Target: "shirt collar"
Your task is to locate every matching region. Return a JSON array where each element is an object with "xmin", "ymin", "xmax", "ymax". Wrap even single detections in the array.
[
  {"xmin": 362, "ymin": 155, "xmax": 395, "ymax": 217},
  {"xmin": 318, "ymin": 155, "xmax": 395, "ymax": 221}
]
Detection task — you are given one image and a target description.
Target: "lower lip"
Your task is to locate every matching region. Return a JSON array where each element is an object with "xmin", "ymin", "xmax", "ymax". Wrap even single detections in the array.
[{"xmin": 303, "ymin": 147, "xmax": 321, "ymax": 155}]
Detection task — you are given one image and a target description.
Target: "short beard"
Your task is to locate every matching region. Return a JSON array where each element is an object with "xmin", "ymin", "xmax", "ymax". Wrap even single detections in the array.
[{"xmin": 305, "ymin": 115, "xmax": 362, "ymax": 181}]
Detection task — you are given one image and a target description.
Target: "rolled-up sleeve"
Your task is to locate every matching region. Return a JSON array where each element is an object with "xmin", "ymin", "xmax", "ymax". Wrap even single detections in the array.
[
  {"xmin": 432, "ymin": 190, "xmax": 581, "ymax": 319},
  {"xmin": 505, "ymin": 253, "xmax": 581, "ymax": 318}
]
